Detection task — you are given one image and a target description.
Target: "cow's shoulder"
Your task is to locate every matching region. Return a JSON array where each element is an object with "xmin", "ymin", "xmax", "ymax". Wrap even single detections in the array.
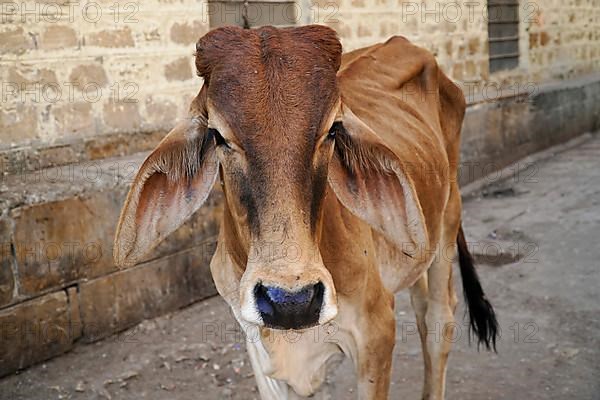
[
  {"xmin": 337, "ymin": 37, "xmax": 467, "ymax": 248},
  {"xmin": 339, "ymin": 35, "xmax": 436, "ymax": 83},
  {"xmin": 337, "ymin": 36, "xmax": 463, "ymax": 149}
]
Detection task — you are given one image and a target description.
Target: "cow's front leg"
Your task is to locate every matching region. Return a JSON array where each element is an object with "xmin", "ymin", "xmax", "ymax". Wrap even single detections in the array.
[
  {"xmin": 349, "ymin": 290, "xmax": 396, "ymax": 399},
  {"xmin": 410, "ymin": 274, "xmax": 432, "ymax": 400},
  {"xmin": 412, "ymin": 254, "xmax": 458, "ymax": 400}
]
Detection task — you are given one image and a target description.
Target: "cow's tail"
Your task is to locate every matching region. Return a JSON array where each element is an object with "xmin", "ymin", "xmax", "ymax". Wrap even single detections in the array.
[{"xmin": 457, "ymin": 225, "xmax": 498, "ymax": 352}]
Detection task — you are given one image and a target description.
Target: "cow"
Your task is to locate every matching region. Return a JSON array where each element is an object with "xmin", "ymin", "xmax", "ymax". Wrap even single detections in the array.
[{"xmin": 114, "ymin": 25, "xmax": 498, "ymax": 399}]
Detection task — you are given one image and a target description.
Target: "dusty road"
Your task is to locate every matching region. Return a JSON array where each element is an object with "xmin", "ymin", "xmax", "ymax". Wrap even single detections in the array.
[{"xmin": 1, "ymin": 134, "xmax": 599, "ymax": 400}]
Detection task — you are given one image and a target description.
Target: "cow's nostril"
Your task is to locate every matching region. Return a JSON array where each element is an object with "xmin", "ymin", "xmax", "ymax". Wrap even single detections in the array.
[
  {"xmin": 254, "ymin": 284, "xmax": 275, "ymax": 317},
  {"xmin": 254, "ymin": 282, "xmax": 325, "ymax": 329}
]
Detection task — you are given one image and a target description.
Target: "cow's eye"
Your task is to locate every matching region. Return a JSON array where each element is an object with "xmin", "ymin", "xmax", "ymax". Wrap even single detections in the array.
[
  {"xmin": 328, "ymin": 121, "xmax": 343, "ymax": 139},
  {"xmin": 208, "ymin": 128, "xmax": 230, "ymax": 149}
]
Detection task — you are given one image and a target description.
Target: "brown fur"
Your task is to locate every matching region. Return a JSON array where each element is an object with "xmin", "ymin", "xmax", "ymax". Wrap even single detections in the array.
[
  {"xmin": 114, "ymin": 26, "xmax": 479, "ymax": 400},
  {"xmin": 195, "ymin": 25, "xmax": 341, "ymax": 239}
]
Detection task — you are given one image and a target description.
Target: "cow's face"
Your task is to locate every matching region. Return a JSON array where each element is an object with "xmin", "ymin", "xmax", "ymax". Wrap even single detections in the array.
[
  {"xmin": 196, "ymin": 26, "xmax": 342, "ymax": 329},
  {"xmin": 114, "ymin": 26, "xmax": 427, "ymax": 332}
]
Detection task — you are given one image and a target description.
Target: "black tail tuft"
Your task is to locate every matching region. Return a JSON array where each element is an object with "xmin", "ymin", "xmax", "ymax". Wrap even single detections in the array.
[{"xmin": 457, "ymin": 225, "xmax": 498, "ymax": 352}]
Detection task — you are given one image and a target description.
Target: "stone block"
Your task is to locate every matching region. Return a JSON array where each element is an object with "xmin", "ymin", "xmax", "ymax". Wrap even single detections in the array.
[
  {"xmin": 164, "ymin": 57, "xmax": 193, "ymax": 82},
  {"xmin": 0, "ymin": 26, "xmax": 33, "ymax": 54},
  {"xmin": 69, "ymin": 64, "xmax": 109, "ymax": 90},
  {"xmin": 8, "ymin": 181, "xmax": 222, "ymax": 298},
  {"xmin": 170, "ymin": 20, "xmax": 207, "ymax": 45},
  {"xmin": 0, "ymin": 104, "xmax": 38, "ymax": 143},
  {"xmin": 40, "ymin": 25, "xmax": 78, "ymax": 49},
  {"xmin": 87, "ymin": 27, "xmax": 134, "ymax": 48},
  {"xmin": 79, "ymin": 244, "xmax": 217, "ymax": 342},
  {"xmin": 460, "ymin": 75, "xmax": 600, "ymax": 185},
  {"xmin": 103, "ymin": 101, "xmax": 142, "ymax": 132},
  {"xmin": 82, "ymin": 131, "xmax": 164, "ymax": 161},
  {"xmin": 11, "ymin": 193, "xmax": 125, "ymax": 296},
  {"xmin": 0, "ymin": 291, "xmax": 73, "ymax": 377},
  {"xmin": 7, "ymin": 67, "xmax": 58, "ymax": 87},
  {"xmin": 52, "ymin": 102, "xmax": 95, "ymax": 137},
  {"xmin": 144, "ymin": 97, "xmax": 179, "ymax": 129}
]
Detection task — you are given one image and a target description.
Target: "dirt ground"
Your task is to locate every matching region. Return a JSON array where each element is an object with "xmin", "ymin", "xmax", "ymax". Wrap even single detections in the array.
[{"xmin": 1, "ymin": 134, "xmax": 599, "ymax": 400}]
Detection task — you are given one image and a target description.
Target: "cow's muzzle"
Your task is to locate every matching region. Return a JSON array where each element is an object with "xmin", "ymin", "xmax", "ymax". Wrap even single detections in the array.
[
  {"xmin": 254, "ymin": 282, "xmax": 324, "ymax": 330},
  {"xmin": 238, "ymin": 255, "xmax": 338, "ymax": 328}
]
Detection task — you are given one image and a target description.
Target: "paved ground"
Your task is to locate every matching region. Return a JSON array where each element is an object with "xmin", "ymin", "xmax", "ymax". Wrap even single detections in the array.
[{"xmin": 1, "ymin": 134, "xmax": 599, "ymax": 400}]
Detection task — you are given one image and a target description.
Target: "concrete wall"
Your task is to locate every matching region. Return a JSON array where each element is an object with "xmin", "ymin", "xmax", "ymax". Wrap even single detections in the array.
[{"xmin": 460, "ymin": 74, "xmax": 600, "ymax": 185}]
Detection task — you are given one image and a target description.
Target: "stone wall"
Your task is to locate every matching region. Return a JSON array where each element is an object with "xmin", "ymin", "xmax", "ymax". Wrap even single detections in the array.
[
  {"xmin": 320, "ymin": 0, "xmax": 600, "ymax": 99},
  {"xmin": 2, "ymin": 0, "xmax": 598, "ymax": 152},
  {"xmin": 321, "ymin": 0, "xmax": 489, "ymax": 83},
  {"xmin": 0, "ymin": 152, "xmax": 222, "ymax": 376},
  {"xmin": 1, "ymin": 0, "xmax": 209, "ymax": 148}
]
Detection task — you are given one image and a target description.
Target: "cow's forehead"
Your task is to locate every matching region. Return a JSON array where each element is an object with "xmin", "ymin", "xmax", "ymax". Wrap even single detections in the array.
[
  {"xmin": 197, "ymin": 26, "xmax": 341, "ymax": 143},
  {"xmin": 207, "ymin": 64, "xmax": 339, "ymax": 140}
]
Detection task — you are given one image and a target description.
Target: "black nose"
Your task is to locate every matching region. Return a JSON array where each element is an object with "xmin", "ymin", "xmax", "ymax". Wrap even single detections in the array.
[{"xmin": 254, "ymin": 282, "xmax": 324, "ymax": 329}]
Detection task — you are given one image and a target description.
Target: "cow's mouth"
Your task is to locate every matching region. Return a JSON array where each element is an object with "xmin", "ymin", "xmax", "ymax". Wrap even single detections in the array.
[{"xmin": 254, "ymin": 282, "xmax": 325, "ymax": 330}]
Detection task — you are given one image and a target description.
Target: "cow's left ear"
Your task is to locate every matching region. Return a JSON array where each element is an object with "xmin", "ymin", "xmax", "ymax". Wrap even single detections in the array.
[
  {"xmin": 327, "ymin": 105, "xmax": 427, "ymax": 254},
  {"xmin": 114, "ymin": 92, "xmax": 218, "ymax": 267}
]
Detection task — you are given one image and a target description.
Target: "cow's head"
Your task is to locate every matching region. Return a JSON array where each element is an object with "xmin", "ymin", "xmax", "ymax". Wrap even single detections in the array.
[{"xmin": 115, "ymin": 25, "xmax": 425, "ymax": 330}]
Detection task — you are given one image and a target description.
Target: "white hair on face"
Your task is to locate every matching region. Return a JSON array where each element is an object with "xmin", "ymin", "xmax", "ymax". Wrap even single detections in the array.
[
  {"xmin": 318, "ymin": 285, "xmax": 338, "ymax": 325},
  {"xmin": 240, "ymin": 285, "xmax": 264, "ymax": 326}
]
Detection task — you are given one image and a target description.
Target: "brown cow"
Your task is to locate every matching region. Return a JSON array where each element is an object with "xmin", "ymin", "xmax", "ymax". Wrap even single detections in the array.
[{"xmin": 114, "ymin": 25, "xmax": 498, "ymax": 399}]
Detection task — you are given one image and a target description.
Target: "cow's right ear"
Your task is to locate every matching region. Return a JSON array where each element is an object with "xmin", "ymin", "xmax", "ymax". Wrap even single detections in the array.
[{"xmin": 114, "ymin": 103, "xmax": 218, "ymax": 267}]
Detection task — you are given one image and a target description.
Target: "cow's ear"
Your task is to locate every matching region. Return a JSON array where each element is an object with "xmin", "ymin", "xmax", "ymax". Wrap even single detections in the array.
[
  {"xmin": 114, "ymin": 92, "xmax": 218, "ymax": 267},
  {"xmin": 327, "ymin": 105, "xmax": 427, "ymax": 255}
]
